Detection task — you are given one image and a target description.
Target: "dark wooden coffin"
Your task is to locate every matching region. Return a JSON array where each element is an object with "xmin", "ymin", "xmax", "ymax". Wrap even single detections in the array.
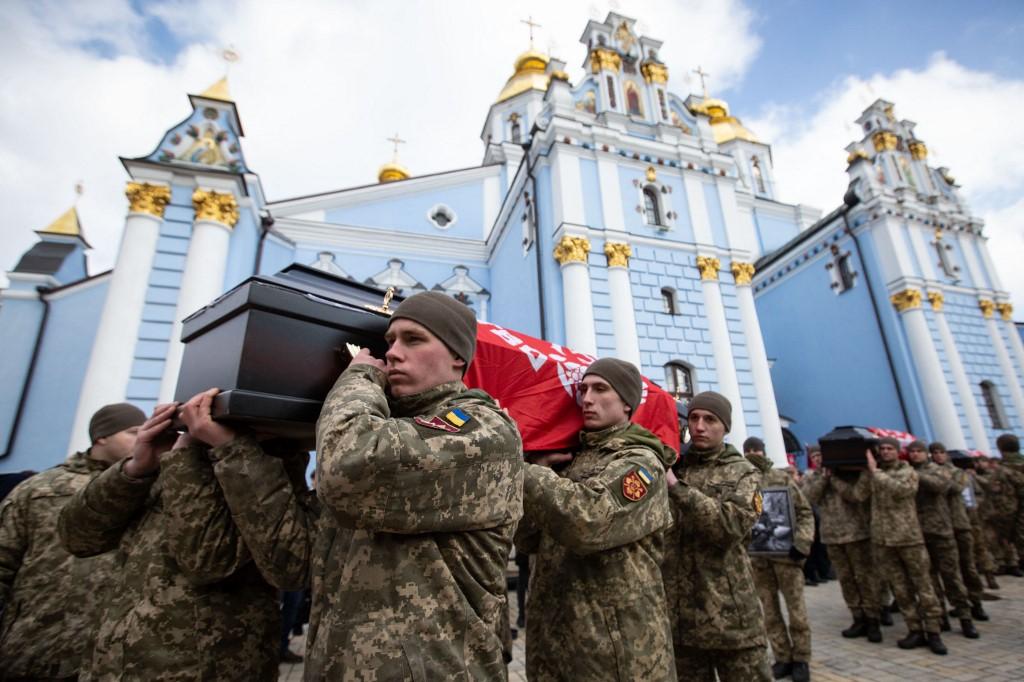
[
  {"xmin": 947, "ymin": 449, "xmax": 977, "ymax": 470},
  {"xmin": 818, "ymin": 425, "xmax": 879, "ymax": 469},
  {"xmin": 173, "ymin": 264, "xmax": 400, "ymax": 441}
]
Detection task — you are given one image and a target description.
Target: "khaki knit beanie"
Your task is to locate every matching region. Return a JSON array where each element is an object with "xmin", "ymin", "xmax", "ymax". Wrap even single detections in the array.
[
  {"xmin": 89, "ymin": 403, "xmax": 146, "ymax": 443},
  {"xmin": 388, "ymin": 291, "xmax": 477, "ymax": 364},
  {"xmin": 583, "ymin": 358, "xmax": 643, "ymax": 414},
  {"xmin": 688, "ymin": 391, "xmax": 732, "ymax": 433}
]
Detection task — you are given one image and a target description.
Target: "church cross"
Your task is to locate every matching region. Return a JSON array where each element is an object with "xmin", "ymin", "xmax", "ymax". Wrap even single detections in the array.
[
  {"xmin": 386, "ymin": 133, "xmax": 406, "ymax": 162},
  {"xmin": 520, "ymin": 16, "xmax": 541, "ymax": 49},
  {"xmin": 693, "ymin": 65, "xmax": 711, "ymax": 98}
]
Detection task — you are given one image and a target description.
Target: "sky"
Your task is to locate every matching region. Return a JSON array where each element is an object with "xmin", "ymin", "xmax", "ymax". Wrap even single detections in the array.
[{"xmin": 1, "ymin": 0, "xmax": 1022, "ymax": 310}]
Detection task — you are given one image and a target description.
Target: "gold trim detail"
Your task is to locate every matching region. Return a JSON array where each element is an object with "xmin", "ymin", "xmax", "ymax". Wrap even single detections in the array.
[
  {"xmin": 553, "ymin": 235, "xmax": 591, "ymax": 265},
  {"xmin": 872, "ymin": 131, "xmax": 899, "ymax": 152},
  {"xmin": 645, "ymin": 166, "xmax": 657, "ymax": 183},
  {"xmin": 978, "ymin": 299, "xmax": 995, "ymax": 319},
  {"xmin": 731, "ymin": 262, "xmax": 755, "ymax": 286},
  {"xmin": 846, "ymin": 149, "xmax": 869, "ymax": 165},
  {"xmin": 192, "ymin": 189, "xmax": 239, "ymax": 227},
  {"xmin": 890, "ymin": 288, "xmax": 922, "ymax": 312},
  {"xmin": 996, "ymin": 302, "xmax": 1013, "ymax": 321},
  {"xmin": 908, "ymin": 141, "xmax": 928, "ymax": 160},
  {"xmin": 927, "ymin": 291, "xmax": 944, "ymax": 311},
  {"xmin": 640, "ymin": 62, "xmax": 668, "ymax": 84},
  {"xmin": 589, "ymin": 48, "xmax": 622, "ymax": 73},
  {"xmin": 125, "ymin": 182, "xmax": 171, "ymax": 218},
  {"xmin": 696, "ymin": 256, "xmax": 721, "ymax": 281},
  {"xmin": 604, "ymin": 242, "xmax": 632, "ymax": 268}
]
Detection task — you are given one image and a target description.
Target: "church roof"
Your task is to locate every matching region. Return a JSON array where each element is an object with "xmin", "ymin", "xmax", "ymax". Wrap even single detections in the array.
[
  {"xmin": 496, "ymin": 49, "xmax": 551, "ymax": 103},
  {"xmin": 689, "ymin": 97, "xmax": 760, "ymax": 144},
  {"xmin": 200, "ymin": 76, "xmax": 232, "ymax": 102},
  {"xmin": 37, "ymin": 206, "xmax": 89, "ymax": 245},
  {"xmin": 12, "ymin": 241, "xmax": 81, "ymax": 276}
]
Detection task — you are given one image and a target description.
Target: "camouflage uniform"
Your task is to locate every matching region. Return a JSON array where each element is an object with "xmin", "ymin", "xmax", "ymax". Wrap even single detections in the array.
[
  {"xmin": 747, "ymin": 458, "xmax": 814, "ymax": 666},
  {"xmin": 911, "ymin": 460, "xmax": 971, "ymax": 619},
  {"xmin": 801, "ymin": 469, "xmax": 880, "ymax": 620},
  {"xmin": 663, "ymin": 443, "xmax": 770, "ymax": 682},
  {"xmin": 976, "ymin": 464, "xmax": 1020, "ymax": 568},
  {"xmin": 1002, "ymin": 451, "xmax": 1024, "ymax": 558},
  {"xmin": 935, "ymin": 461, "xmax": 986, "ymax": 608},
  {"xmin": 868, "ymin": 459, "xmax": 943, "ymax": 634},
  {"xmin": 970, "ymin": 474, "xmax": 997, "ymax": 577},
  {"xmin": 308, "ymin": 364, "xmax": 524, "ymax": 680},
  {"xmin": 0, "ymin": 452, "xmax": 117, "ymax": 679},
  {"xmin": 58, "ymin": 443, "xmax": 282, "ymax": 681},
  {"xmin": 516, "ymin": 422, "xmax": 676, "ymax": 681}
]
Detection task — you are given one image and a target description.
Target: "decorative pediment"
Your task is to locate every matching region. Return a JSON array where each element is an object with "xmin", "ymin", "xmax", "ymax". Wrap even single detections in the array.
[
  {"xmin": 434, "ymin": 265, "xmax": 489, "ymax": 296},
  {"xmin": 308, "ymin": 252, "xmax": 350, "ymax": 279},
  {"xmin": 365, "ymin": 259, "xmax": 425, "ymax": 294}
]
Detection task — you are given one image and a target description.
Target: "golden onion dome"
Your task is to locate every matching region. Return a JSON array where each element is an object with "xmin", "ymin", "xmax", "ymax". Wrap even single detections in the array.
[
  {"xmin": 688, "ymin": 97, "xmax": 759, "ymax": 144},
  {"xmin": 847, "ymin": 148, "xmax": 869, "ymax": 165},
  {"xmin": 378, "ymin": 162, "xmax": 410, "ymax": 183},
  {"xmin": 496, "ymin": 49, "xmax": 551, "ymax": 103}
]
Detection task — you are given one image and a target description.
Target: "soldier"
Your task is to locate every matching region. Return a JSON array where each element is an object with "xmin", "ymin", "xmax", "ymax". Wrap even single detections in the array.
[
  {"xmin": 968, "ymin": 456, "xmax": 999, "ymax": 589},
  {"xmin": 905, "ymin": 440, "xmax": 978, "ymax": 638},
  {"xmin": 996, "ymin": 433, "xmax": 1024, "ymax": 569},
  {"xmin": 663, "ymin": 391, "xmax": 771, "ymax": 682},
  {"xmin": 59, "ymin": 396, "xmax": 287, "ymax": 681},
  {"xmin": 801, "ymin": 456, "xmax": 882, "ymax": 641},
  {"xmin": 975, "ymin": 456, "xmax": 1022, "ymax": 576},
  {"xmin": 516, "ymin": 358, "xmax": 677, "ymax": 681},
  {"xmin": 745, "ymin": 437, "xmax": 815, "ymax": 682},
  {"xmin": 0, "ymin": 403, "xmax": 144, "ymax": 680},
  {"xmin": 866, "ymin": 438, "xmax": 947, "ymax": 654}
]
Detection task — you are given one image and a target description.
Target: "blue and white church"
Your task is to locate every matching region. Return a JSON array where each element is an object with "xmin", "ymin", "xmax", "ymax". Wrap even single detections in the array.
[{"xmin": 2, "ymin": 12, "xmax": 1021, "ymax": 473}]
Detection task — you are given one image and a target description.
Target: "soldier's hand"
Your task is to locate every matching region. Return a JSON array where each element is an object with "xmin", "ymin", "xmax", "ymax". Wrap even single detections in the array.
[
  {"xmin": 530, "ymin": 452, "xmax": 573, "ymax": 468},
  {"xmin": 123, "ymin": 402, "xmax": 179, "ymax": 478},
  {"xmin": 179, "ymin": 388, "xmax": 237, "ymax": 448},
  {"xmin": 822, "ymin": 466, "xmax": 832, "ymax": 478},
  {"xmin": 665, "ymin": 466, "xmax": 679, "ymax": 488},
  {"xmin": 865, "ymin": 449, "xmax": 877, "ymax": 473},
  {"xmin": 349, "ymin": 347, "xmax": 386, "ymax": 372}
]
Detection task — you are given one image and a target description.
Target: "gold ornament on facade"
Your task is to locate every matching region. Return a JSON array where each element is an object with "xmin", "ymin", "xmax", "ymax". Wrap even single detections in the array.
[
  {"xmin": 640, "ymin": 62, "xmax": 668, "ymax": 84},
  {"xmin": 908, "ymin": 141, "xmax": 928, "ymax": 160},
  {"xmin": 731, "ymin": 262, "xmax": 755, "ymax": 286},
  {"xmin": 192, "ymin": 189, "xmax": 240, "ymax": 227},
  {"xmin": 890, "ymin": 288, "xmax": 922, "ymax": 312},
  {"xmin": 977, "ymin": 299, "xmax": 995, "ymax": 319},
  {"xmin": 927, "ymin": 291, "xmax": 944, "ymax": 311},
  {"xmin": 125, "ymin": 182, "xmax": 171, "ymax": 218},
  {"xmin": 696, "ymin": 255, "xmax": 721, "ymax": 281},
  {"xmin": 589, "ymin": 48, "xmax": 622, "ymax": 73},
  {"xmin": 996, "ymin": 302, "xmax": 1013, "ymax": 321},
  {"xmin": 645, "ymin": 166, "xmax": 657, "ymax": 183},
  {"xmin": 604, "ymin": 241, "xmax": 632, "ymax": 268},
  {"xmin": 553, "ymin": 235, "xmax": 591, "ymax": 265},
  {"xmin": 872, "ymin": 131, "xmax": 899, "ymax": 152},
  {"xmin": 846, "ymin": 149, "xmax": 869, "ymax": 165}
]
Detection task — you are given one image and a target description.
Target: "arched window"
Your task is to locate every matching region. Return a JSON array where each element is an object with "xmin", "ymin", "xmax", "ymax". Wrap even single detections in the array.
[
  {"xmin": 838, "ymin": 254, "xmax": 856, "ymax": 290},
  {"xmin": 626, "ymin": 82, "xmax": 643, "ymax": 116},
  {"xmin": 606, "ymin": 75, "xmax": 617, "ymax": 109},
  {"xmin": 661, "ymin": 287, "xmax": 677, "ymax": 315},
  {"xmin": 752, "ymin": 155, "xmax": 766, "ymax": 194},
  {"xmin": 509, "ymin": 114, "xmax": 521, "ymax": 144},
  {"xmin": 981, "ymin": 381, "xmax": 1008, "ymax": 429},
  {"xmin": 934, "ymin": 236, "xmax": 958, "ymax": 278},
  {"xmin": 664, "ymin": 362, "xmax": 694, "ymax": 401},
  {"xmin": 643, "ymin": 186, "xmax": 661, "ymax": 226}
]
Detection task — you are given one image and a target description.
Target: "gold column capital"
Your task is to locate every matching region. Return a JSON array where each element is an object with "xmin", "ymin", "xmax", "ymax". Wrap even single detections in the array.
[
  {"xmin": 731, "ymin": 261, "xmax": 755, "ymax": 286},
  {"xmin": 927, "ymin": 290, "xmax": 944, "ymax": 311},
  {"xmin": 978, "ymin": 299, "xmax": 995, "ymax": 319},
  {"xmin": 640, "ymin": 62, "xmax": 668, "ymax": 84},
  {"xmin": 890, "ymin": 288, "xmax": 922, "ymax": 312},
  {"xmin": 589, "ymin": 47, "xmax": 622, "ymax": 73},
  {"xmin": 872, "ymin": 131, "xmax": 899, "ymax": 152},
  {"xmin": 125, "ymin": 182, "xmax": 171, "ymax": 218},
  {"xmin": 553, "ymin": 235, "xmax": 591, "ymax": 265},
  {"xmin": 192, "ymin": 189, "xmax": 239, "ymax": 227},
  {"xmin": 696, "ymin": 255, "xmax": 721, "ymax": 281},
  {"xmin": 908, "ymin": 140, "xmax": 928, "ymax": 160},
  {"xmin": 603, "ymin": 241, "xmax": 632, "ymax": 268},
  {"xmin": 996, "ymin": 302, "xmax": 1013, "ymax": 321}
]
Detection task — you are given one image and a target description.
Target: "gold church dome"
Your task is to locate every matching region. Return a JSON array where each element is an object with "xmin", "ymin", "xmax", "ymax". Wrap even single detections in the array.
[
  {"xmin": 496, "ymin": 49, "xmax": 551, "ymax": 103},
  {"xmin": 378, "ymin": 162, "xmax": 410, "ymax": 183},
  {"xmin": 689, "ymin": 97, "xmax": 760, "ymax": 144}
]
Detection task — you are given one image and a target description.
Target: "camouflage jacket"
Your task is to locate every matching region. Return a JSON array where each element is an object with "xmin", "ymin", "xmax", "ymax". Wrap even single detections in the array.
[
  {"xmin": 911, "ymin": 460, "xmax": 959, "ymax": 537},
  {"xmin": 975, "ymin": 465, "xmax": 1020, "ymax": 520},
  {"xmin": 1000, "ymin": 451, "xmax": 1024, "ymax": 476},
  {"xmin": 747, "ymin": 456, "xmax": 815, "ymax": 560},
  {"xmin": 309, "ymin": 364, "xmax": 524, "ymax": 681},
  {"xmin": 0, "ymin": 452, "xmax": 116, "ymax": 679},
  {"xmin": 516, "ymin": 422, "xmax": 676, "ymax": 681},
  {"xmin": 801, "ymin": 469, "xmax": 871, "ymax": 545},
  {"xmin": 935, "ymin": 461, "xmax": 972, "ymax": 531},
  {"xmin": 58, "ymin": 444, "xmax": 280, "ymax": 681},
  {"xmin": 663, "ymin": 443, "xmax": 765, "ymax": 650},
  {"xmin": 868, "ymin": 459, "xmax": 923, "ymax": 547}
]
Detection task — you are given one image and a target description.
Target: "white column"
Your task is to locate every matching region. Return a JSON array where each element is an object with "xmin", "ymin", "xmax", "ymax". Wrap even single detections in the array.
[
  {"xmin": 999, "ymin": 303, "xmax": 1024, "ymax": 389},
  {"xmin": 891, "ymin": 288, "xmax": 966, "ymax": 445},
  {"xmin": 158, "ymin": 189, "xmax": 239, "ymax": 403},
  {"xmin": 697, "ymin": 256, "xmax": 747, "ymax": 446},
  {"xmin": 928, "ymin": 292, "xmax": 983, "ymax": 450},
  {"xmin": 68, "ymin": 183, "xmax": 170, "ymax": 453},
  {"xmin": 554, "ymin": 235, "xmax": 597, "ymax": 356},
  {"xmin": 731, "ymin": 262, "xmax": 786, "ymax": 466},
  {"xmin": 981, "ymin": 299, "xmax": 1024, "ymax": 427},
  {"xmin": 603, "ymin": 242, "xmax": 641, "ymax": 367}
]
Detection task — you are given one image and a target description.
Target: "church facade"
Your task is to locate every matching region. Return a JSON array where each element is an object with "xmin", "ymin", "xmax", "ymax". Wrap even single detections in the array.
[{"xmin": 1, "ymin": 12, "xmax": 1019, "ymax": 473}]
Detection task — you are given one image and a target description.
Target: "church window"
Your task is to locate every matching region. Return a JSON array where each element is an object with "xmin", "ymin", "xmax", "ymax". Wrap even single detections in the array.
[
  {"xmin": 509, "ymin": 113, "xmax": 521, "ymax": 144},
  {"xmin": 933, "ymin": 236, "xmax": 959, "ymax": 279},
  {"xmin": 427, "ymin": 204, "xmax": 457, "ymax": 230},
  {"xmin": 827, "ymin": 244, "xmax": 857, "ymax": 293},
  {"xmin": 606, "ymin": 76, "xmax": 617, "ymax": 109},
  {"xmin": 981, "ymin": 381, "xmax": 1008, "ymax": 429},
  {"xmin": 657, "ymin": 89, "xmax": 668, "ymax": 120},
  {"xmin": 664, "ymin": 362, "xmax": 695, "ymax": 401},
  {"xmin": 661, "ymin": 287, "xmax": 678, "ymax": 315},
  {"xmin": 837, "ymin": 254, "xmax": 856, "ymax": 290},
  {"xmin": 625, "ymin": 82, "xmax": 643, "ymax": 116},
  {"xmin": 643, "ymin": 186, "xmax": 662, "ymax": 226},
  {"xmin": 751, "ymin": 156, "xmax": 766, "ymax": 194}
]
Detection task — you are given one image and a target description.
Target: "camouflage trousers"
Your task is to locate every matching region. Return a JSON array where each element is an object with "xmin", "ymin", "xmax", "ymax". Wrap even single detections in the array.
[
  {"xmin": 986, "ymin": 517, "xmax": 1020, "ymax": 567},
  {"xmin": 828, "ymin": 539, "xmax": 881, "ymax": 619},
  {"xmin": 953, "ymin": 528, "xmax": 985, "ymax": 606},
  {"xmin": 874, "ymin": 543, "xmax": 943, "ymax": 633},
  {"xmin": 924, "ymin": 533, "xmax": 970, "ymax": 618},
  {"xmin": 674, "ymin": 644, "xmax": 771, "ymax": 682},
  {"xmin": 972, "ymin": 519, "xmax": 996, "ymax": 575},
  {"xmin": 750, "ymin": 558, "xmax": 810, "ymax": 663}
]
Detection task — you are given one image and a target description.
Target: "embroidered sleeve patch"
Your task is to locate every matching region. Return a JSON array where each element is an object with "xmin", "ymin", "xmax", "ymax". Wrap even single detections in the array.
[
  {"xmin": 415, "ymin": 416, "xmax": 460, "ymax": 433},
  {"xmin": 622, "ymin": 470, "xmax": 649, "ymax": 502},
  {"xmin": 444, "ymin": 408, "xmax": 471, "ymax": 428}
]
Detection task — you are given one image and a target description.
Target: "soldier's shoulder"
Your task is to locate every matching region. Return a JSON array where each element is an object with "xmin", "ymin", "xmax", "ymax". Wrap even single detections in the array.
[
  {"xmin": 7, "ymin": 465, "xmax": 84, "ymax": 500},
  {"xmin": 434, "ymin": 390, "xmax": 521, "ymax": 442}
]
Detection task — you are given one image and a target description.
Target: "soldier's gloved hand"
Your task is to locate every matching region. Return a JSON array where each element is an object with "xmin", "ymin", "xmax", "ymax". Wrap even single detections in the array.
[
  {"xmin": 123, "ymin": 402, "xmax": 179, "ymax": 478},
  {"xmin": 788, "ymin": 546, "xmax": 807, "ymax": 562},
  {"xmin": 179, "ymin": 388, "xmax": 237, "ymax": 448},
  {"xmin": 529, "ymin": 452, "xmax": 573, "ymax": 469}
]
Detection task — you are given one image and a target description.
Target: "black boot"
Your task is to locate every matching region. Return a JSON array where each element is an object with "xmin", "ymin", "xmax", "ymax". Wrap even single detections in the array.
[
  {"xmin": 866, "ymin": 618, "xmax": 883, "ymax": 643},
  {"xmin": 880, "ymin": 609, "xmax": 894, "ymax": 626},
  {"xmin": 927, "ymin": 632, "xmax": 948, "ymax": 655},
  {"xmin": 1007, "ymin": 565, "xmax": 1023, "ymax": 577},
  {"xmin": 771, "ymin": 661, "xmax": 793, "ymax": 680},
  {"xmin": 985, "ymin": 574, "xmax": 1000, "ymax": 590},
  {"xmin": 940, "ymin": 615, "xmax": 951, "ymax": 632},
  {"xmin": 888, "ymin": 600, "xmax": 901, "ymax": 613},
  {"xmin": 971, "ymin": 603, "xmax": 989, "ymax": 621},
  {"xmin": 791, "ymin": 661, "xmax": 810, "ymax": 682},
  {"xmin": 841, "ymin": 617, "xmax": 867, "ymax": 638},
  {"xmin": 897, "ymin": 630, "xmax": 926, "ymax": 649},
  {"xmin": 960, "ymin": 619, "xmax": 979, "ymax": 639}
]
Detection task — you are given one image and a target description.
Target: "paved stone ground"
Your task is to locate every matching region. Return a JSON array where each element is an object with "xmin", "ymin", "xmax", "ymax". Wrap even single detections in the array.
[{"xmin": 281, "ymin": 575, "xmax": 1024, "ymax": 681}]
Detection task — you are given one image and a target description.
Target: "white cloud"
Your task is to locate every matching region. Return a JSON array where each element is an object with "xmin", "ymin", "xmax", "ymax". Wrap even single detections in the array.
[
  {"xmin": 747, "ymin": 53, "xmax": 1024, "ymax": 309},
  {"xmin": 0, "ymin": 0, "xmax": 760, "ymax": 287}
]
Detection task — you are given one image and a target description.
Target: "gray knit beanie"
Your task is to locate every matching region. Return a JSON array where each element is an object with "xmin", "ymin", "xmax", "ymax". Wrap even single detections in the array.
[
  {"xmin": 583, "ymin": 358, "xmax": 642, "ymax": 414},
  {"xmin": 688, "ymin": 391, "xmax": 732, "ymax": 433},
  {"xmin": 388, "ymin": 291, "xmax": 477, "ymax": 364},
  {"xmin": 89, "ymin": 403, "xmax": 146, "ymax": 443}
]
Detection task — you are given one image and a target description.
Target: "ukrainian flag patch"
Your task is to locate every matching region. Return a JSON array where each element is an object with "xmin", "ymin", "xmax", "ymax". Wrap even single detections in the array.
[
  {"xmin": 636, "ymin": 466, "xmax": 653, "ymax": 486},
  {"xmin": 445, "ymin": 408, "xmax": 471, "ymax": 428}
]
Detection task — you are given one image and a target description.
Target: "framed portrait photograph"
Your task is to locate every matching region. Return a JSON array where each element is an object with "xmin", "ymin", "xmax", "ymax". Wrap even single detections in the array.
[
  {"xmin": 748, "ymin": 486, "xmax": 796, "ymax": 557},
  {"xmin": 961, "ymin": 480, "xmax": 977, "ymax": 509}
]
